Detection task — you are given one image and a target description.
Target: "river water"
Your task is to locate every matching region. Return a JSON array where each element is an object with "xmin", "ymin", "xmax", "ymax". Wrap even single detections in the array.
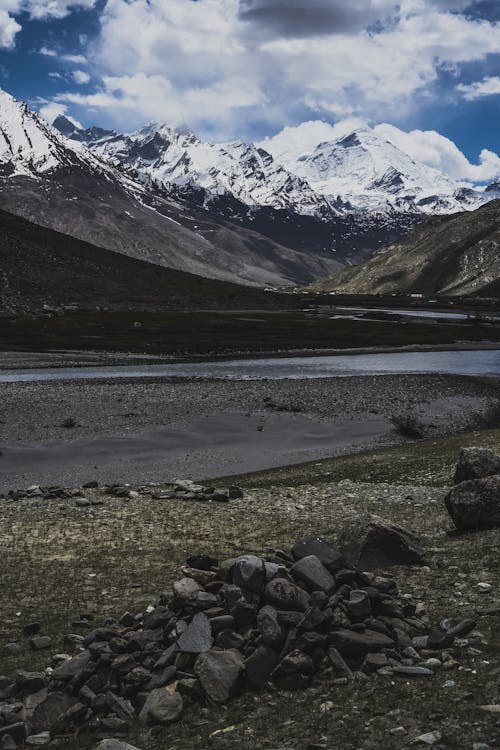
[{"xmin": 1, "ymin": 349, "xmax": 500, "ymax": 382}]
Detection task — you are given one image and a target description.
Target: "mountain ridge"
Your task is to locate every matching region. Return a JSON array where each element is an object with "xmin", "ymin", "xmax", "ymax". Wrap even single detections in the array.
[{"xmin": 306, "ymin": 200, "xmax": 500, "ymax": 297}]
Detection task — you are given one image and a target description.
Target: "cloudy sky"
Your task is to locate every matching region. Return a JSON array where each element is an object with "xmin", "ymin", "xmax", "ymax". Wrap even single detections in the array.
[{"xmin": 0, "ymin": 0, "xmax": 499, "ymax": 182}]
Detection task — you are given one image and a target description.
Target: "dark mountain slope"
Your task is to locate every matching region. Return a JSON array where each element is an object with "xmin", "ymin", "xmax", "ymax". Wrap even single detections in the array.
[
  {"xmin": 0, "ymin": 208, "xmax": 288, "ymax": 317},
  {"xmin": 307, "ymin": 200, "xmax": 500, "ymax": 297}
]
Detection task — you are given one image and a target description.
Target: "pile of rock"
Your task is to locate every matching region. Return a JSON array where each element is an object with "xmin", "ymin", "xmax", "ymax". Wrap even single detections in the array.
[
  {"xmin": 446, "ymin": 447, "xmax": 500, "ymax": 531},
  {"xmin": 0, "ymin": 535, "xmax": 475, "ymax": 748},
  {"xmin": 149, "ymin": 479, "xmax": 243, "ymax": 503},
  {"xmin": 0, "ymin": 480, "xmax": 243, "ymax": 505}
]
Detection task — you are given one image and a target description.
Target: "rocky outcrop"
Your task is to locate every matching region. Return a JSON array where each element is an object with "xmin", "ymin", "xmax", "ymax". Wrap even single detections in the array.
[
  {"xmin": 445, "ymin": 448, "xmax": 500, "ymax": 531},
  {"xmin": 454, "ymin": 447, "xmax": 500, "ymax": 484},
  {"xmin": 446, "ymin": 475, "xmax": 500, "ymax": 531},
  {"xmin": 336, "ymin": 513, "xmax": 426, "ymax": 569}
]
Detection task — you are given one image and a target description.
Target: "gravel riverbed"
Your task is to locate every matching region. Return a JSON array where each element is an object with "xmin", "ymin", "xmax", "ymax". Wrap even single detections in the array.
[{"xmin": 1, "ymin": 374, "xmax": 499, "ymax": 492}]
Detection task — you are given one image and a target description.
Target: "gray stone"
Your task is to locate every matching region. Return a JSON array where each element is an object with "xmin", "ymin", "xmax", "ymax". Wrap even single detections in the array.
[
  {"xmin": 177, "ymin": 613, "xmax": 213, "ymax": 653},
  {"xmin": 245, "ymin": 646, "xmax": 279, "ymax": 690},
  {"xmin": 232, "ymin": 555, "xmax": 266, "ymax": 593},
  {"xmin": 454, "ymin": 447, "xmax": 500, "ymax": 484},
  {"xmin": 290, "ymin": 555, "xmax": 335, "ymax": 594},
  {"xmin": 445, "ymin": 475, "xmax": 500, "ymax": 530},
  {"xmin": 194, "ymin": 649, "xmax": 244, "ymax": 704},
  {"xmin": 330, "ymin": 629, "xmax": 395, "ymax": 657},
  {"xmin": 51, "ymin": 651, "xmax": 91, "ymax": 681},
  {"xmin": 265, "ymin": 578, "xmax": 309, "ymax": 612},
  {"xmin": 337, "ymin": 513, "xmax": 426, "ymax": 569},
  {"xmin": 29, "ymin": 637, "xmax": 51, "ymax": 651},
  {"xmin": 138, "ymin": 689, "xmax": 183, "ymax": 725},
  {"xmin": 31, "ymin": 692, "xmax": 77, "ymax": 733},
  {"xmin": 347, "ymin": 590, "xmax": 372, "ymax": 618},
  {"xmin": 105, "ymin": 692, "xmax": 135, "ymax": 724},
  {"xmin": 172, "ymin": 577, "xmax": 202, "ymax": 604},
  {"xmin": 257, "ymin": 605, "xmax": 283, "ymax": 647},
  {"xmin": 328, "ymin": 647, "xmax": 354, "ymax": 680},
  {"xmin": 26, "ymin": 731, "xmax": 51, "ymax": 746},
  {"xmin": 393, "ymin": 666, "xmax": 434, "ymax": 676},
  {"xmin": 292, "ymin": 537, "xmax": 347, "ymax": 571}
]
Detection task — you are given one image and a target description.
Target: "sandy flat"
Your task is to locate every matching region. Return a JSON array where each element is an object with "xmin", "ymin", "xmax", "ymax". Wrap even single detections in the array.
[{"xmin": 0, "ymin": 412, "xmax": 390, "ymax": 491}]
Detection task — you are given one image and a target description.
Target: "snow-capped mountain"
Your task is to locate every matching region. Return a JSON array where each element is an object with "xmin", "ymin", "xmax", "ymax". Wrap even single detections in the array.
[
  {"xmin": 81, "ymin": 122, "xmax": 337, "ymax": 217},
  {"xmin": 259, "ymin": 120, "xmax": 485, "ymax": 215},
  {"xmin": 0, "ymin": 88, "xmax": 344, "ymax": 287},
  {"xmin": 0, "ymin": 89, "xmax": 108, "ymax": 179},
  {"xmin": 63, "ymin": 115, "xmax": 489, "ymax": 219}
]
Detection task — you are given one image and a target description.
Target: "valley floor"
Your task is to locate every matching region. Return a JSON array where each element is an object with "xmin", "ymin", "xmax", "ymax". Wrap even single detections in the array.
[{"xmin": 1, "ymin": 373, "xmax": 499, "ymax": 492}]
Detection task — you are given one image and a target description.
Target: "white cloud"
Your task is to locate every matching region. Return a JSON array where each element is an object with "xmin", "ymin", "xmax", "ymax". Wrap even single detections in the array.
[
  {"xmin": 67, "ymin": 0, "xmax": 498, "ymax": 138},
  {"xmin": 72, "ymin": 69, "xmax": 90, "ymax": 85},
  {"xmin": 0, "ymin": 1, "xmax": 96, "ymax": 48},
  {"xmin": 375, "ymin": 123, "xmax": 500, "ymax": 182},
  {"xmin": 457, "ymin": 76, "xmax": 500, "ymax": 100},
  {"xmin": 0, "ymin": 10, "xmax": 21, "ymax": 49},
  {"xmin": 62, "ymin": 53, "xmax": 87, "ymax": 64},
  {"xmin": 39, "ymin": 46, "xmax": 57, "ymax": 57},
  {"xmin": 38, "ymin": 101, "xmax": 68, "ymax": 123}
]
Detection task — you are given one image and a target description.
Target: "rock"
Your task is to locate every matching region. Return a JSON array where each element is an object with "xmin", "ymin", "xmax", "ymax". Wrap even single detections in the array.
[
  {"xmin": 194, "ymin": 650, "xmax": 244, "ymax": 704},
  {"xmin": 273, "ymin": 650, "xmax": 314, "ymax": 690},
  {"xmin": 245, "ymin": 646, "xmax": 279, "ymax": 689},
  {"xmin": 138, "ymin": 689, "xmax": 183, "ymax": 725},
  {"xmin": 347, "ymin": 590, "xmax": 372, "ymax": 618},
  {"xmin": 327, "ymin": 647, "xmax": 354, "ymax": 680},
  {"xmin": 330, "ymin": 629, "xmax": 395, "ymax": 657},
  {"xmin": 292, "ymin": 537, "xmax": 347, "ymax": 572},
  {"xmin": 337, "ymin": 513, "xmax": 426, "ymax": 569},
  {"xmin": 177, "ymin": 613, "xmax": 213, "ymax": 653},
  {"xmin": 31, "ymin": 692, "xmax": 77, "ymax": 733},
  {"xmin": 30, "ymin": 637, "xmax": 51, "ymax": 651},
  {"xmin": 25, "ymin": 732, "xmax": 50, "ymax": 746},
  {"xmin": 232, "ymin": 555, "xmax": 265, "ymax": 593},
  {"xmin": 51, "ymin": 651, "xmax": 91, "ymax": 681},
  {"xmin": 257, "ymin": 606, "xmax": 283, "ymax": 647},
  {"xmin": 105, "ymin": 692, "xmax": 135, "ymax": 724},
  {"xmin": 0, "ymin": 724, "xmax": 27, "ymax": 746},
  {"xmin": 445, "ymin": 475, "xmax": 500, "ymax": 530},
  {"xmin": 290, "ymin": 555, "xmax": 335, "ymax": 594},
  {"xmin": 14, "ymin": 671, "xmax": 45, "ymax": 693},
  {"xmin": 454, "ymin": 447, "xmax": 500, "ymax": 484},
  {"xmin": 265, "ymin": 578, "xmax": 309, "ymax": 612},
  {"xmin": 393, "ymin": 666, "xmax": 434, "ymax": 676},
  {"xmin": 186, "ymin": 554, "xmax": 218, "ymax": 571},
  {"xmin": 173, "ymin": 577, "xmax": 203, "ymax": 605},
  {"xmin": 228, "ymin": 486, "xmax": 244, "ymax": 499},
  {"xmin": 411, "ymin": 731, "xmax": 442, "ymax": 745}
]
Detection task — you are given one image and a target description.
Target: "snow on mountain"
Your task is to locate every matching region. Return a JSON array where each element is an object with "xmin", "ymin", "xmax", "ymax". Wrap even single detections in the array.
[
  {"xmin": 81, "ymin": 122, "xmax": 335, "ymax": 217},
  {"xmin": 259, "ymin": 121, "xmax": 486, "ymax": 215},
  {"xmin": 0, "ymin": 89, "xmax": 108, "ymax": 180}
]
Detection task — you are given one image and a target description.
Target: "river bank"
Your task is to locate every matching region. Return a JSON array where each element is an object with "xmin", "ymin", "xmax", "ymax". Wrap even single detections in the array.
[{"xmin": 1, "ymin": 373, "xmax": 499, "ymax": 493}]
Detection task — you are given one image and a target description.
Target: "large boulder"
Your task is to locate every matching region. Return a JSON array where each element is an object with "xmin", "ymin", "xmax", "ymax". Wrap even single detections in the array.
[
  {"xmin": 454, "ymin": 447, "xmax": 500, "ymax": 484},
  {"xmin": 337, "ymin": 513, "xmax": 426, "ymax": 569},
  {"xmin": 194, "ymin": 650, "xmax": 244, "ymax": 704},
  {"xmin": 445, "ymin": 475, "xmax": 500, "ymax": 530}
]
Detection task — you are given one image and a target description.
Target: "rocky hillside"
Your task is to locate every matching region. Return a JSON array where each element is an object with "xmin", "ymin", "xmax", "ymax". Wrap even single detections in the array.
[
  {"xmin": 0, "ymin": 208, "xmax": 290, "ymax": 317},
  {"xmin": 307, "ymin": 200, "xmax": 500, "ymax": 297}
]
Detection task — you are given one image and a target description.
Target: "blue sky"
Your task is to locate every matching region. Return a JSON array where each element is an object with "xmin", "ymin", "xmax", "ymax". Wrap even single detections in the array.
[{"xmin": 0, "ymin": 0, "xmax": 499, "ymax": 183}]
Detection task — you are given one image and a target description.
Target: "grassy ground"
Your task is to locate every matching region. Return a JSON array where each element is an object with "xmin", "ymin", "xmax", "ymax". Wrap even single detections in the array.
[
  {"xmin": 1, "ymin": 429, "xmax": 499, "ymax": 749},
  {"xmin": 2, "ymin": 310, "xmax": 500, "ymax": 357}
]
